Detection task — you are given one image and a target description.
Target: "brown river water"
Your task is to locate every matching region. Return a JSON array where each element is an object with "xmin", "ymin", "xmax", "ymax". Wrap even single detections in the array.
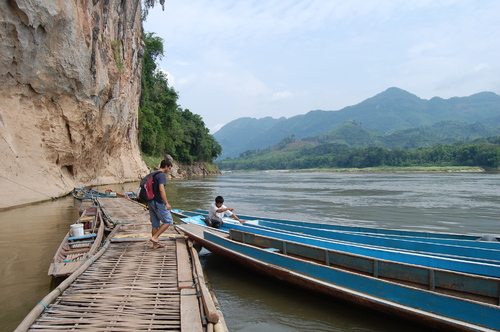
[{"xmin": 1, "ymin": 171, "xmax": 499, "ymax": 331}]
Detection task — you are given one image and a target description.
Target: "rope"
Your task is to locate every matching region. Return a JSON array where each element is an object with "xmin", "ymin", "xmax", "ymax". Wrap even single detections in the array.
[{"xmin": 0, "ymin": 174, "xmax": 55, "ymax": 199}]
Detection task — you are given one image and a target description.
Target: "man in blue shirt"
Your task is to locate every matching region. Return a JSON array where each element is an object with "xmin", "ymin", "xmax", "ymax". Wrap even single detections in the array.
[{"xmin": 149, "ymin": 159, "xmax": 173, "ymax": 249}]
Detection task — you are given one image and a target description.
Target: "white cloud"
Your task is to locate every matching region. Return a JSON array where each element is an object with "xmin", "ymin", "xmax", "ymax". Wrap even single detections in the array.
[
  {"xmin": 210, "ymin": 123, "xmax": 225, "ymax": 134},
  {"xmin": 408, "ymin": 42, "xmax": 437, "ymax": 57},
  {"xmin": 177, "ymin": 74, "xmax": 197, "ymax": 88},
  {"xmin": 158, "ymin": 67, "xmax": 175, "ymax": 86},
  {"xmin": 435, "ymin": 64, "xmax": 499, "ymax": 95},
  {"xmin": 270, "ymin": 90, "xmax": 293, "ymax": 102}
]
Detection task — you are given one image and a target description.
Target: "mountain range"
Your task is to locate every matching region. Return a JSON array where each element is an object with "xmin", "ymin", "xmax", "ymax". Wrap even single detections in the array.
[{"xmin": 214, "ymin": 87, "xmax": 500, "ymax": 159}]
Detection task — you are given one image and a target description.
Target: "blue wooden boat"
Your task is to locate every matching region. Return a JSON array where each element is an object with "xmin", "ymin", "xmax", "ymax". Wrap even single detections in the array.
[
  {"xmin": 200, "ymin": 215, "xmax": 500, "ymax": 265},
  {"xmin": 175, "ymin": 223, "xmax": 500, "ymax": 332},
  {"xmin": 178, "ymin": 214, "xmax": 500, "ymax": 278},
  {"xmin": 172, "ymin": 209, "xmax": 500, "ymax": 250},
  {"xmin": 172, "ymin": 210, "xmax": 500, "ymax": 271}
]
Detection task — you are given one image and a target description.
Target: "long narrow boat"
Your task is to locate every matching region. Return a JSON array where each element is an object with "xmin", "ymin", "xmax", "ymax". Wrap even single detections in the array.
[
  {"xmin": 173, "ymin": 210, "xmax": 500, "ymax": 270},
  {"xmin": 173, "ymin": 209, "xmax": 500, "ymax": 249},
  {"xmin": 193, "ymin": 209, "xmax": 500, "ymax": 243},
  {"xmin": 179, "ymin": 215, "xmax": 500, "ymax": 278},
  {"xmin": 72, "ymin": 187, "xmax": 118, "ymax": 200},
  {"xmin": 48, "ymin": 204, "xmax": 105, "ymax": 277},
  {"xmin": 176, "ymin": 223, "xmax": 500, "ymax": 332},
  {"xmin": 180, "ymin": 214, "xmax": 500, "ymax": 265}
]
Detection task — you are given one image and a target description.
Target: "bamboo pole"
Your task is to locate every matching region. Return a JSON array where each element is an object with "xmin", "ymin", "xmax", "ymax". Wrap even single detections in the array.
[
  {"xmin": 187, "ymin": 240, "xmax": 220, "ymax": 324},
  {"xmin": 211, "ymin": 290, "xmax": 229, "ymax": 332}
]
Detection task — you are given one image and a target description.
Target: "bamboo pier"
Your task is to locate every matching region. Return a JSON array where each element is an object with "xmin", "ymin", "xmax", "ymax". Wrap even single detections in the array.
[{"xmin": 15, "ymin": 197, "xmax": 227, "ymax": 332}]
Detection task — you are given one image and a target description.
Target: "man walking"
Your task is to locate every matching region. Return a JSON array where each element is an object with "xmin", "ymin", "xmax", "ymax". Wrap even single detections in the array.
[{"xmin": 149, "ymin": 160, "xmax": 173, "ymax": 249}]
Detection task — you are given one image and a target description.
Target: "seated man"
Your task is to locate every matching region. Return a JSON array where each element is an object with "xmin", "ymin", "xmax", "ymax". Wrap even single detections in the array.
[{"xmin": 206, "ymin": 196, "xmax": 244, "ymax": 228}]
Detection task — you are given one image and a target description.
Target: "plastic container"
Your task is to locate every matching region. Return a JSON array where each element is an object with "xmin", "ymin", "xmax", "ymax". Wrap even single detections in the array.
[{"xmin": 70, "ymin": 223, "xmax": 84, "ymax": 237}]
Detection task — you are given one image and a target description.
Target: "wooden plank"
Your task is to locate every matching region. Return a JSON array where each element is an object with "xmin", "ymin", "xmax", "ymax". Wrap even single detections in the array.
[
  {"xmin": 176, "ymin": 237, "xmax": 193, "ymax": 289},
  {"xmin": 180, "ymin": 288, "xmax": 203, "ymax": 331}
]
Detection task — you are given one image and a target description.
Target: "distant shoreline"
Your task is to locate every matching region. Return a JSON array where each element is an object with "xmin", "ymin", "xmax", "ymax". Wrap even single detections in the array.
[
  {"xmin": 293, "ymin": 166, "xmax": 489, "ymax": 173},
  {"xmin": 223, "ymin": 166, "xmax": 499, "ymax": 174}
]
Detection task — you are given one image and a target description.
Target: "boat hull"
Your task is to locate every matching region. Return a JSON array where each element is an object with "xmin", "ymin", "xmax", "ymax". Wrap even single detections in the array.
[
  {"xmin": 48, "ymin": 204, "xmax": 105, "ymax": 277},
  {"xmin": 177, "ymin": 214, "xmax": 500, "ymax": 278},
  {"xmin": 176, "ymin": 224, "xmax": 500, "ymax": 332}
]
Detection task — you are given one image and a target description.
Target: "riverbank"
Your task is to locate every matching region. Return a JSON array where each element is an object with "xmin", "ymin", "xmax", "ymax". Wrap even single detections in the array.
[
  {"xmin": 296, "ymin": 166, "xmax": 490, "ymax": 173},
  {"xmin": 235, "ymin": 165, "xmax": 492, "ymax": 173}
]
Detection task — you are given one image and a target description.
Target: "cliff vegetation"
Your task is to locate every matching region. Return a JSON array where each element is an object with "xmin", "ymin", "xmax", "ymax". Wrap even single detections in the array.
[{"xmin": 139, "ymin": 32, "xmax": 222, "ymax": 165}]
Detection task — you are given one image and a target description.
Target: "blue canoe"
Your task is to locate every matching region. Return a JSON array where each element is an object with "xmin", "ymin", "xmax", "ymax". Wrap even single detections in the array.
[
  {"xmin": 179, "ymin": 214, "xmax": 500, "ymax": 278},
  {"xmin": 188, "ymin": 209, "xmax": 500, "ymax": 246},
  {"xmin": 176, "ymin": 223, "xmax": 500, "ymax": 332},
  {"xmin": 172, "ymin": 210, "xmax": 500, "ymax": 265},
  {"xmin": 178, "ymin": 213, "xmax": 500, "ymax": 264},
  {"xmin": 172, "ymin": 209, "xmax": 500, "ymax": 253},
  {"xmin": 252, "ymin": 221, "xmax": 500, "ymax": 264}
]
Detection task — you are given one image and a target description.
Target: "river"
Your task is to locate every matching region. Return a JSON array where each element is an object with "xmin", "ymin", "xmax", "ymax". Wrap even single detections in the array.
[{"xmin": 1, "ymin": 171, "xmax": 499, "ymax": 331}]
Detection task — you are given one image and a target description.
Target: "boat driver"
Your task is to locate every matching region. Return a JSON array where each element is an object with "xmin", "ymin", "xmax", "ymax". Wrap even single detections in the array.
[{"xmin": 206, "ymin": 196, "xmax": 244, "ymax": 228}]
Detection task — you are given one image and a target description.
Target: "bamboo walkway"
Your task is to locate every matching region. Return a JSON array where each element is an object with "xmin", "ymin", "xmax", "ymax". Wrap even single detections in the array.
[{"xmin": 16, "ymin": 197, "xmax": 227, "ymax": 332}]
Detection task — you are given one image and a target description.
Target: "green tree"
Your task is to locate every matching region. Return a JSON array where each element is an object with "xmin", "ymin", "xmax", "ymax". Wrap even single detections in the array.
[{"xmin": 139, "ymin": 32, "xmax": 221, "ymax": 163}]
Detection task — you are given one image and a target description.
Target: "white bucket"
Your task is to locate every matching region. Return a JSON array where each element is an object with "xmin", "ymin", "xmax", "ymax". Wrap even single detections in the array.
[{"xmin": 70, "ymin": 223, "xmax": 84, "ymax": 237}]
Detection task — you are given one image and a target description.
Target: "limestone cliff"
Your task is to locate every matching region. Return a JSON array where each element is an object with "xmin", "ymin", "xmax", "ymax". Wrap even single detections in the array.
[{"xmin": 0, "ymin": 0, "xmax": 148, "ymax": 209}]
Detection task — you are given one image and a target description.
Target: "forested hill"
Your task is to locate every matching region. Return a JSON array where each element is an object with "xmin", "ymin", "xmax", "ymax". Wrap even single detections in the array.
[{"xmin": 214, "ymin": 88, "xmax": 500, "ymax": 159}]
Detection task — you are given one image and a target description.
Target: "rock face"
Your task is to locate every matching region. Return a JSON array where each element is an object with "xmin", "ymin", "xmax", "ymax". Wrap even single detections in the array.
[{"xmin": 0, "ymin": 0, "xmax": 148, "ymax": 209}]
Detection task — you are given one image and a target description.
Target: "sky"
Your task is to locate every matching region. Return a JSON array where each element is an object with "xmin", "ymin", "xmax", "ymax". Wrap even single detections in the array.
[{"xmin": 143, "ymin": 0, "xmax": 500, "ymax": 133}]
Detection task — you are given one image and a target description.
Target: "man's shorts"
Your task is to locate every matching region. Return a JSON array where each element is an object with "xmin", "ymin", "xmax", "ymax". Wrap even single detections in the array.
[{"xmin": 148, "ymin": 200, "xmax": 173, "ymax": 229}]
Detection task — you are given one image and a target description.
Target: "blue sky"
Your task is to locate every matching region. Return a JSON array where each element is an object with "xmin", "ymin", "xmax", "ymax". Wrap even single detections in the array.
[{"xmin": 143, "ymin": 1, "xmax": 500, "ymax": 133}]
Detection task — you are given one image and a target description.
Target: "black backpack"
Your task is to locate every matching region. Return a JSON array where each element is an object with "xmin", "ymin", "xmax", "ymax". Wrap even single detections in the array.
[{"xmin": 137, "ymin": 171, "xmax": 162, "ymax": 204}]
